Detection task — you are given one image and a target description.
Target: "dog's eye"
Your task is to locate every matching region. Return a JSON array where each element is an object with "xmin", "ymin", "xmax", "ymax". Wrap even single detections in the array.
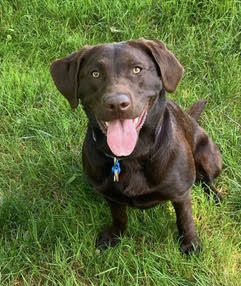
[
  {"xmin": 133, "ymin": 66, "xmax": 142, "ymax": 74},
  {"xmin": 91, "ymin": 71, "xmax": 100, "ymax": 78}
]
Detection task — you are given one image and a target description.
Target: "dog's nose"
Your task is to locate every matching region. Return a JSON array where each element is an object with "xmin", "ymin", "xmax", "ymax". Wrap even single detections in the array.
[{"xmin": 103, "ymin": 94, "xmax": 131, "ymax": 112}]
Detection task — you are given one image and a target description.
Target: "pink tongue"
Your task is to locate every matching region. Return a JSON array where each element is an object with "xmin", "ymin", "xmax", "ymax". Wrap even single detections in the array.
[{"xmin": 107, "ymin": 119, "xmax": 137, "ymax": 156}]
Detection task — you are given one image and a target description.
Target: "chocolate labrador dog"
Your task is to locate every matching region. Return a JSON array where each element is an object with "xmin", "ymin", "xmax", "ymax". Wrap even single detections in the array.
[{"xmin": 50, "ymin": 38, "xmax": 222, "ymax": 254}]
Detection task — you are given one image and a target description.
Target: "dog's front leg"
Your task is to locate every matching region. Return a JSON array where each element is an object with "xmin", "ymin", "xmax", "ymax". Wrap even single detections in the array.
[
  {"xmin": 96, "ymin": 199, "xmax": 127, "ymax": 249},
  {"xmin": 172, "ymin": 192, "xmax": 200, "ymax": 254}
]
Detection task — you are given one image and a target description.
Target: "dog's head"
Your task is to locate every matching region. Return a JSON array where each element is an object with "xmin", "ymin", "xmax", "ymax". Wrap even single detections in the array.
[{"xmin": 50, "ymin": 39, "xmax": 183, "ymax": 156}]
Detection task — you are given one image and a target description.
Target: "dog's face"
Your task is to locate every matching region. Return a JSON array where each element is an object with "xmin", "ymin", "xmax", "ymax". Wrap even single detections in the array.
[
  {"xmin": 77, "ymin": 43, "xmax": 161, "ymax": 121},
  {"xmin": 50, "ymin": 39, "xmax": 184, "ymax": 156}
]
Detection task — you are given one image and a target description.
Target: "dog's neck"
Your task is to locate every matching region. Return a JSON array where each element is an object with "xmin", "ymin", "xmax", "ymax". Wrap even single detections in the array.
[{"xmin": 143, "ymin": 88, "xmax": 166, "ymax": 138}]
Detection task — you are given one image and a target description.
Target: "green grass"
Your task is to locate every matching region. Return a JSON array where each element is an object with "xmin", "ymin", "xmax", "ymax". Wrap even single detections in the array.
[{"xmin": 0, "ymin": 0, "xmax": 241, "ymax": 285}]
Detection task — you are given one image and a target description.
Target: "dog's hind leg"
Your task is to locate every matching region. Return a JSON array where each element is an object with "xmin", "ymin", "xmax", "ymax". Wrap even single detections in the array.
[{"xmin": 195, "ymin": 134, "xmax": 223, "ymax": 203}]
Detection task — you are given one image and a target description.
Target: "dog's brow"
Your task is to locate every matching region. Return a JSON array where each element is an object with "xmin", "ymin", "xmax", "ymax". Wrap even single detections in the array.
[
  {"xmin": 87, "ymin": 58, "xmax": 109, "ymax": 69},
  {"xmin": 128, "ymin": 59, "xmax": 144, "ymax": 66},
  {"xmin": 96, "ymin": 59, "xmax": 108, "ymax": 66}
]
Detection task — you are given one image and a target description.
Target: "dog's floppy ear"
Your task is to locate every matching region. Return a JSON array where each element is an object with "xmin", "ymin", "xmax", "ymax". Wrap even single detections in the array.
[
  {"xmin": 131, "ymin": 38, "xmax": 184, "ymax": 92},
  {"xmin": 50, "ymin": 46, "xmax": 90, "ymax": 108}
]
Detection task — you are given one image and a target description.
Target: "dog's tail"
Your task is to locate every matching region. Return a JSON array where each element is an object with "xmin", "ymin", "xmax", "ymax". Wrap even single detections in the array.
[{"xmin": 187, "ymin": 99, "xmax": 207, "ymax": 121}]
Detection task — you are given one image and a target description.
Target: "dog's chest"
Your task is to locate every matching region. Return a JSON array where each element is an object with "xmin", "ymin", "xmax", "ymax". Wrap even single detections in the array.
[{"xmin": 97, "ymin": 157, "xmax": 172, "ymax": 207}]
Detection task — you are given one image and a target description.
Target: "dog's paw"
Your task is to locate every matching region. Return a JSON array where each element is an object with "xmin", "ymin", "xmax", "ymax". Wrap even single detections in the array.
[
  {"xmin": 96, "ymin": 229, "xmax": 120, "ymax": 250},
  {"xmin": 213, "ymin": 191, "xmax": 223, "ymax": 204},
  {"xmin": 180, "ymin": 237, "xmax": 201, "ymax": 255}
]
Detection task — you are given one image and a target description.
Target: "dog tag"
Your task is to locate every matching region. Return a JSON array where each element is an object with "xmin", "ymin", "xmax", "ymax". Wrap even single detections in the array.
[
  {"xmin": 114, "ymin": 171, "xmax": 119, "ymax": 182},
  {"xmin": 112, "ymin": 157, "xmax": 121, "ymax": 182}
]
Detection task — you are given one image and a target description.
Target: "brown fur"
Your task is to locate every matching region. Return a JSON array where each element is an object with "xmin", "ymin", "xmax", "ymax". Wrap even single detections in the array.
[{"xmin": 50, "ymin": 39, "xmax": 222, "ymax": 254}]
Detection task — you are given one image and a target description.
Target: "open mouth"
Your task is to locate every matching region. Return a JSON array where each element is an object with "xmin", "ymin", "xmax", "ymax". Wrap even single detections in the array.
[
  {"xmin": 97, "ymin": 105, "xmax": 148, "ymax": 157},
  {"xmin": 99, "ymin": 106, "xmax": 147, "ymax": 134}
]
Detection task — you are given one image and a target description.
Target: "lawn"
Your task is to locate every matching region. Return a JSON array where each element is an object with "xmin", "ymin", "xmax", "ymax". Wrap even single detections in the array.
[{"xmin": 0, "ymin": 0, "xmax": 241, "ymax": 285}]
